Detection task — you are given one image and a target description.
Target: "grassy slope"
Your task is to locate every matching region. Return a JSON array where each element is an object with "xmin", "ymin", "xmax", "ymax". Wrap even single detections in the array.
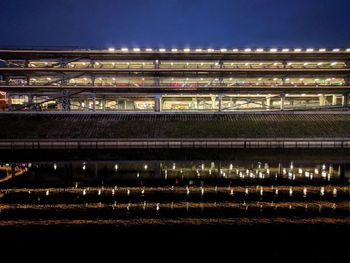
[{"xmin": 1, "ymin": 113, "xmax": 350, "ymax": 139}]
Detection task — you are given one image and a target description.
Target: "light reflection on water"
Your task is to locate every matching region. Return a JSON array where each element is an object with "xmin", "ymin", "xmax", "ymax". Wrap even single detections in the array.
[{"xmin": 0, "ymin": 158, "xmax": 350, "ymax": 225}]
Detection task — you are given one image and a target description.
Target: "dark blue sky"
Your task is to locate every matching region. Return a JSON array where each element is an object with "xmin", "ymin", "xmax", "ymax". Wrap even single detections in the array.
[{"xmin": 0, "ymin": 0, "xmax": 349, "ymax": 48}]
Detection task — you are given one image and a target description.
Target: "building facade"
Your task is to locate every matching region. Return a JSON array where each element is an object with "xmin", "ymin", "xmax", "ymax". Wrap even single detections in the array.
[{"xmin": 0, "ymin": 47, "xmax": 349, "ymax": 112}]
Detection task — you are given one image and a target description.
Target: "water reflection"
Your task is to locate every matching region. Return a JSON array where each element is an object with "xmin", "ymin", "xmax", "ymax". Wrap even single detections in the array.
[{"xmin": 0, "ymin": 158, "xmax": 350, "ymax": 225}]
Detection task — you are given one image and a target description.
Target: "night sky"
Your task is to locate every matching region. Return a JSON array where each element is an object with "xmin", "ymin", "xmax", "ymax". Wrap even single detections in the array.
[{"xmin": 0, "ymin": 0, "xmax": 349, "ymax": 49}]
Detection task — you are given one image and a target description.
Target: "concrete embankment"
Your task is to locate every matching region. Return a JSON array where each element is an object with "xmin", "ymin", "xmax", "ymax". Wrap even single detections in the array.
[{"xmin": 1, "ymin": 112, "xmax": 350, "ymax": 149}]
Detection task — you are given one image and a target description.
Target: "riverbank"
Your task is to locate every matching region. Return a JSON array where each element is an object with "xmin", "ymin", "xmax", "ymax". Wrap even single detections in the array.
[{"xmin": 1, "ymin": 112, "xmax": 350, "ymax": 149}]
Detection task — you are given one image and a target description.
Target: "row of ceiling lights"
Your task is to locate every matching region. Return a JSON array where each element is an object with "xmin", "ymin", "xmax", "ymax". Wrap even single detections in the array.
[{"xmin": 108, "ymin": 47, "xmax": 350, "ymax": 53}]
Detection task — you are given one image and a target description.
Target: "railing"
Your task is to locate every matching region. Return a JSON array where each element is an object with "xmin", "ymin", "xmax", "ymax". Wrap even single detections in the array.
[
  {"xmin": 0, "ymin": 138, "xmax": 350, "ymax": 149},
  {"xmin": 1, "ymin": 82, "xmax": 346, "ymax": 88}
]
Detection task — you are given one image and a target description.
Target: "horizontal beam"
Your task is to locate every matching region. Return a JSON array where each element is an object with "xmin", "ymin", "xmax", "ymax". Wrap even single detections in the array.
[
  {"xmin": 1, "ymin": 85, "xmax": 349, "ymax": 94},
  {"xmin": 1, "ymin": 68, "xmax": 350, "ymax": 75}
]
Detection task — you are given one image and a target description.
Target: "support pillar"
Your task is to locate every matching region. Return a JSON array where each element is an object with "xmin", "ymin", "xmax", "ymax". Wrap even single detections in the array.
[
  {"xmin": 266, "ymin": 96, "xmax": 271, "ymax": 110},
  {"xmin": 155, "ymin": 76, "xmax": 160, "ymax": 86},
  {"xmin": 343, "ymin": 93, "xmax": 349, "ymax": 110},
  {"xmin": 7, "ymin": 94, "xmax": 12, "ymax": 111},
  {"xmin": 319, "ymin": 95, "xmax": 325, "ymax": 107},
  {"xmin": 218, "ymin": 94, "xmax": 223, "ymax": 112},
  {"xmin": 102, "ymin": 96, "xmax": 106, "ymax": 111},
  {"xmin": 155, "ymin": 95, "xmax": 161, "ymax": 112},
  {"xmin": 61, "ymin": 90, "xmax": 71, "ymax": 112},
  {"xmin": 28, "ymin": 95, "xmax": 33, "ymax": 111},
  {"xmin": 332, "ymin": 95, "xmax": 337, "ymax": 106},
  {"xmin": 211, "ymin": 95, "xmax": 216, "ymax": 110},
  {"xmin": 192, "ymin": 97, "xmax": 198, "ymax": 110},
  {"xmin": 92, "ymin": 94, "xmax": 96, "ymax": 112},
  {"xmin": 280, "ymin": 94, "xmax": 285, "ymax": 111}
]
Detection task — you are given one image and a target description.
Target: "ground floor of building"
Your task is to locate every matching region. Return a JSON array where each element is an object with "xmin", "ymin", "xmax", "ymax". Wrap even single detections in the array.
[{"xmin": 2, "ymin": 93, "xmax": 350, "ymax": 112}]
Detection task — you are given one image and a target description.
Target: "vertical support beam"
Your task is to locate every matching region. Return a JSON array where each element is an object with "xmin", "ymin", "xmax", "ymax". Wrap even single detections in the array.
[
  {"xmin": 61, "ymin": 90, "xmax": 71, "ymax": 112},
  {"xmin": 155, "ymin": 95, "xmax": 161, "ymax": 112},
  {"xmin": 218, "ymin": 94, "xmax": 223, "ymax": 112},
  {"xmin": 155, "ymin": 76, "xmax": 160, "ymax": 86},
  {"xmin": 28, "ymin": 95, "xmax": 33, "ymax": 111},
  {"xmin": 280, "ymin": 94, "xmax": 285, "ymax": 111},
  {"xmin": 211, "ymin": 95, "xmax": 216, "ymax": 110},
  {"xmin": 7, "ymin": 94, "xmax": 12, "ymax": 111},
  {"xmin": 343, "ymin": 93, "xmax": 349, "ymax": 110},
  {"xmin": 319, "ymin": 95, "xmax": 325, "ymax": 107},
  {"xmin": 92, "ymin": 94, "xmax": 96, "ymax": 112},
  {"xmin": 102, "ymin": 95, "xmax": 106, "ymax": 111},
  {"xmin": 266, "ymin": 96, "xmax": 271, "ymax": 110},
  {"xmin": 332, "ymin": 95, "xmax": 337, "ymax": 106},
  {"xmin": 192, "ymin": 97, "xmax": 198, "ymax": 110},
  {"xmin": 154, "ymin": 59, "xmax": 160, "ymax": 86}
]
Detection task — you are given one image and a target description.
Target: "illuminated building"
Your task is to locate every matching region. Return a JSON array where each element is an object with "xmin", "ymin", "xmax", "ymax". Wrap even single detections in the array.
[{"xmin": 0, "ymin": 47, "xmax": 349, "ymax": 112}]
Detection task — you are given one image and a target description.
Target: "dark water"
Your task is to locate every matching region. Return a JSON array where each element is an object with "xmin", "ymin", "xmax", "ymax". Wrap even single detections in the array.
[{"xmin": 1, "ymin": 149, "xmax": 350, "ymax": 259}]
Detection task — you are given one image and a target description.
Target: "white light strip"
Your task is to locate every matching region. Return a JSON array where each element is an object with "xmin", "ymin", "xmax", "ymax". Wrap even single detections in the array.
[{"xmin": 106, "ymin": 47, "xmax": 348, "ymax": 53}]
